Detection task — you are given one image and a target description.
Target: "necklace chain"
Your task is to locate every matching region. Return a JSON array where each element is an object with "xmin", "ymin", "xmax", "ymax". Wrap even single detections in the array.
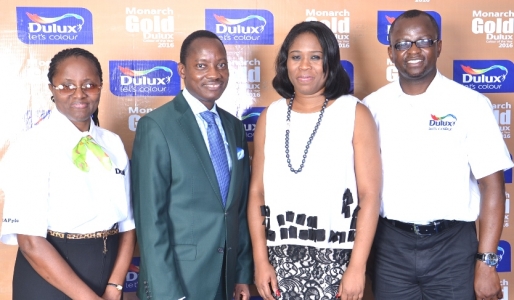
[{"xmin": 285, "ymin": 96, "xmax": 329, "ymax": 174}]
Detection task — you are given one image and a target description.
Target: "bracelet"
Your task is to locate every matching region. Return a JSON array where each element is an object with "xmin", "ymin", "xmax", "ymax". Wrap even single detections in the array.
[{"xmin": 107, "ymin": 282, "xmax": 123, "ymax": 291}]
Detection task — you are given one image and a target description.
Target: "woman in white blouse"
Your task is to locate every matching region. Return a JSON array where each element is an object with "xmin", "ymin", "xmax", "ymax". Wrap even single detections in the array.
[{"xmin": 0, "ymin": 48, "xmax": 136, "ymax": 300}]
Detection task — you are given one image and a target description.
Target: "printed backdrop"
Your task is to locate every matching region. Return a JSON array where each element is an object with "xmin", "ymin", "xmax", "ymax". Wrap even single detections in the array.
[{"xmin": 1, "ymin": 0, "xmax": 513, "ymax": 299}]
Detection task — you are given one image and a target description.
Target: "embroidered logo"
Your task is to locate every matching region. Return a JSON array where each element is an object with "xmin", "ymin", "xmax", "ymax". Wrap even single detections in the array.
[{"xmin": 428, "ymin": 114, "xmax": 457, "ymax": 131}]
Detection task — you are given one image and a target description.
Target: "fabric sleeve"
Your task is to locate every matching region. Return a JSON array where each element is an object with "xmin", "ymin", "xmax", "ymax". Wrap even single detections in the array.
[
  {"xmin": 0, "ymin": 133, "xmax": 49, "ymax": 245},
  {"xmin": 131, "ymin": 116, "xmax": 186, "ymax": 299},
  {"xmin": 235, "ymin": 122, "xmax": 253, "ymax": 284},
  {"xmin": 118, "ymin": 158, "xmax": 135, "ymax": 232},
  {"xmin": 466, "ymin": 94, "xmax": 514, "ymax": 179}
]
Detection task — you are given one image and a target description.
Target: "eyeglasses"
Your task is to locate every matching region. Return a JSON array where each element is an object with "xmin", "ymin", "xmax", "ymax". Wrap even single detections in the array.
[
  {"xmin": 393, "ymin": 39, "xmax": 438, "ymax": 51},
  {"xmin": 52, "ymin": 83, "xmax": 102, "ymax": 96}
]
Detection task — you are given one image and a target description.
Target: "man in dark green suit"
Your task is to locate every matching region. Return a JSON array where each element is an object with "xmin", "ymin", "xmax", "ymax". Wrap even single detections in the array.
[{"xmin": 131, "ymin": 30, "xmax": 253, "ymax": 300}]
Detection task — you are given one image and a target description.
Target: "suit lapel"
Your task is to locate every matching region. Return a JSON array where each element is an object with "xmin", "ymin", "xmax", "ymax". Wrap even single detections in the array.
[{"xmin": 175, "ymin": 93, "xmax": 224, "ymax": 205}]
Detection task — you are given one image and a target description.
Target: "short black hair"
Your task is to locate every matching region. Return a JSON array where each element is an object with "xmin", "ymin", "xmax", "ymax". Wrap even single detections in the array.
[
  {"xmin": 272, "ymin": 21, "xmax": 351, "ymax": 99},
  {"xmin": 180, "ymin": 30, "xmax": 225, "ymax": 65},
  {"xmin": 47, "ymin": 48, "xmax": 103, "ymax": 84},
  {"xmin": 388, "ymin": 10, "xmax": 440, "ymax": 44}
]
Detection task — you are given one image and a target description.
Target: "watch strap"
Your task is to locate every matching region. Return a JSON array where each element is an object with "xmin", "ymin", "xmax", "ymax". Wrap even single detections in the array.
[{"xmin": 476, "ymin": 252, "xmax": 498, "ymax": 266}]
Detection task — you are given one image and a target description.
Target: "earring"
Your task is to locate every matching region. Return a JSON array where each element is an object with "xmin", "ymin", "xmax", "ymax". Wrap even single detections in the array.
[{"xmin": 51, "ymin": 96, "xmax": 55, "ymax": 103}]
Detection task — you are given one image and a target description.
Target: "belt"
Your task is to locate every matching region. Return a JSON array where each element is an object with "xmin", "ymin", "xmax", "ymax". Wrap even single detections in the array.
[
  {"xmin": 47, "ymin": 224, "xmax": 119, "ymax": 254},
  {"xmin": 382, "ymin": 217, "xmax": 462, "ymax": 235}
]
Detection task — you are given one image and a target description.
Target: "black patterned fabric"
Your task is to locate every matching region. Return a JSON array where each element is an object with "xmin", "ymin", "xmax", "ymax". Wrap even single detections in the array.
[{"xmin": 268, "ymin": 245, "xmax": 351, "ymax": 299}]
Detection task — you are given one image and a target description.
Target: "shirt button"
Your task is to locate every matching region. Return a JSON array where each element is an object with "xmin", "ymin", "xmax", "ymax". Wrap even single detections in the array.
[{"xmin": 217, "ymin": 247, "xmax": 224, "ymax": 253}]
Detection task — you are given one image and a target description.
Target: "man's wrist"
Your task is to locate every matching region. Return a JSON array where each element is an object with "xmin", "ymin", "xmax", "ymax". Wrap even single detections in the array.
[{"xmin": 476, "ymin": 252, "xmax": 499, "ymax": 267}]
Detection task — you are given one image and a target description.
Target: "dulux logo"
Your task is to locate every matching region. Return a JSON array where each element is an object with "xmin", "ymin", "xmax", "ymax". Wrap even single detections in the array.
[
  {"xmin": 109, "ymin": 60, "xmax": 180, "ymax": 97},
  {"xmin": 376, "ymin": 11, "xmax": 442, "ymax": 45},
  {"xmin": 429, "ymin": 114, "xmax": 457, "ymax": 127},
  {"xmin": 205, "ymin": 9, "xmax": 274, "ymax": 45},
  {"xmin": 241, "ymin": 107, "xmax": 265, "ymax": 142},
  {"xmin": 16, "ymin": 7, "xmax": 93, "ymax": 44},
  {"xmin": 453, "ymin": 60, "xmax": 514, "ymax": 93},
  {"xmin": 124, "ymin": 257, "xmax": 140, "ymax": 292},
  {"xmin": 340, "ymin": 60, "xmax": 354, "ymax": 94},
  {"xmin": 497, "ymin": 240, "xmax": 511, "ymax": 272}
]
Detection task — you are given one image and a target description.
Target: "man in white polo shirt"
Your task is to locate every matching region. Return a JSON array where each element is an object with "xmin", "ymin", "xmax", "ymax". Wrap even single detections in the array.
[{"xmin": 363, "ymin": 9, "xmax": 513, "ymax": 300}]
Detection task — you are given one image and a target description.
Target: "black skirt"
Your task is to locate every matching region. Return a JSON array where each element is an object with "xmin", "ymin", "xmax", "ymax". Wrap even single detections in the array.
[{"xmin": 13, "ymin": 232, "xmax": 119, "ymax": 300}]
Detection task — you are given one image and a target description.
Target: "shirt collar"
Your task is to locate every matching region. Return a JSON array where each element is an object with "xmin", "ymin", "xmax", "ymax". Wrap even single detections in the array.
[
  {"xmin": 393, "ymin": 70, "xmax": 443, "ymax": 98},
  {"xmin": 182, "ymin": 88, "xmax": 219, "ymax": 115},
  {"xmin": 48, "ymin": 107, "xmax": 98, "ymax": 148}
]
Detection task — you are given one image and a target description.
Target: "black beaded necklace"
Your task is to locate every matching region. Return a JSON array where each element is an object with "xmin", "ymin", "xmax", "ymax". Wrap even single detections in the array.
[{"xmin": 285, "ymin": 96, "xmax": 329, "ymax": 174}]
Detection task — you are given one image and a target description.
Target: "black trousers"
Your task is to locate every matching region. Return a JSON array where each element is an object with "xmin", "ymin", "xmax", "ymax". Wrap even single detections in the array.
[
  {"xmin": 13, "ymin": 233, "xmax": 119, "ymax": 300},
  {"xmin": 371, "ymin": 217, "xmax": 477, "ymax": 300}
]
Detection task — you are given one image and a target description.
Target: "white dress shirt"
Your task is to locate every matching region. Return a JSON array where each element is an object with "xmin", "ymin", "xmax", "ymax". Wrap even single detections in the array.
[{"xmin": 182, "ymin": 88, "xmax": 232, "ymax": 170}]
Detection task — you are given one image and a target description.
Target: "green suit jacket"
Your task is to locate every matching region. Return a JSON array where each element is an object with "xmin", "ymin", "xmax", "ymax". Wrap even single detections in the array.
[{"xmin": 131, "ymin": 92, "xmax": 253, "ymax": 300}]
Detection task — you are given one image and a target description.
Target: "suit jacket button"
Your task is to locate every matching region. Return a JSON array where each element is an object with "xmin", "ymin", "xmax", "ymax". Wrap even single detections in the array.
[{"xmin": 217, "ymin": 247, "xmax": 224, "ymax": 253}]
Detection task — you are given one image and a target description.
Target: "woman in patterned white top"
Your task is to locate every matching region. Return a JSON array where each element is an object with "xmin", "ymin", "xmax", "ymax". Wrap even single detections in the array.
[{"xmin": 248, "ymin": 21, "xmax": 382, "ymax": 300}]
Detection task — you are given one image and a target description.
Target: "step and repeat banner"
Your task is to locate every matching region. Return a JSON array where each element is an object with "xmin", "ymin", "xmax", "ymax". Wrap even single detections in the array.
[{"xmin": 1, "ymin": 0, "xmax": 513, "ymax": 299}]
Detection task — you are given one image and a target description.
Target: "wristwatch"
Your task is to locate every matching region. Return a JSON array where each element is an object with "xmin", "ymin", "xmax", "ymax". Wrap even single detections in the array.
[
  {"xmin": 476, "ymin": 252, "xmax": 499, "ymax": 267},
  {"xmin": 107, "ymin": 282, "xmax": 123, "ymax": 291}
]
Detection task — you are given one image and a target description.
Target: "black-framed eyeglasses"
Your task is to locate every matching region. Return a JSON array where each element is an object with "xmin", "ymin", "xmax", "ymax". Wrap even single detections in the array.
[
  {"xmin": 393, "ymin": 39, "xmax": 438, "ymax": 51},
  {"xmin": 52, "ymin": 83, "xmax": 102, "ymax": 96}
]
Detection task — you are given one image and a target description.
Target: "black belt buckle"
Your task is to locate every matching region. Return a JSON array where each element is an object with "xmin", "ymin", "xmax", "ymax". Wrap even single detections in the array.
[
  {"xmin": 413, "ymin": 221, "xmax": 440, "ymax": 235},
  {"xmin": 413, "ymin": 224, "xmax": 422, "ymax": 235}
]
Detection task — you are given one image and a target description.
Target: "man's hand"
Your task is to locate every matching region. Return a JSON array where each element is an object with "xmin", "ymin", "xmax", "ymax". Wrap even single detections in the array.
[
  {"xmin": 474, "ymin": 261, "xmax": 503, "ymax": 300},
  {"xmin": 233, "ymin": 283, "xmax": 251, "ymax": 300}
]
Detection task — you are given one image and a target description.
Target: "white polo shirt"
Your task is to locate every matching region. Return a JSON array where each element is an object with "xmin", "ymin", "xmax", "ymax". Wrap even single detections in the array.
[
  {"xmin": 0, "ymin": 108, "xmax": 135, "ymax": 245},
  {"xmin": 363, "ymin": 72, "xmax": 513, "ymax": 224}
]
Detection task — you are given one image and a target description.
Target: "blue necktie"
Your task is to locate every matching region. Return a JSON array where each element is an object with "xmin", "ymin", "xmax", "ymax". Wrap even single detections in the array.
[{"xmin": 200, "ymin": 111, "xmax": 230, "ymax": 206}]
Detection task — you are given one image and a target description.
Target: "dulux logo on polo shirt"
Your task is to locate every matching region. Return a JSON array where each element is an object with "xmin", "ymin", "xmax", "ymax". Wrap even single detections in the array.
[
  {"xmin": 497, "ymin": 240, "xmax": 511, "ymax": 272},
  {"xmin": 109, "ymin": 60, "xmax": 180, "ymax": 97},
  {"xmin": 453, "ymin": 60, "xmax": 514, "ymax": 93},
  {"xmin": 340, "ymin": 60, "xmax": 354, "ymax": 94},
  {"xmin": 16, "ymin": 7, "xmax": 93, "ymax": 44},
  {"xmin": 376, "ymin": 11, "xmax": 442, "ymax": 45},
  {"xmin": 428, "ymin": 114, "xmax": 457, "ymax": 131},
  {"xmin": 241, "ymin": 107, "xmax": 265, "ymax": 142},
  {"xmin": 205, "ymin": 9, "xmax": 274, "ymax": 45}
]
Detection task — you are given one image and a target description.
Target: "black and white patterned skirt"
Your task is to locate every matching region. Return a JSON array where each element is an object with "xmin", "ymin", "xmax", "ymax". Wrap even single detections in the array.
[{"xmin": 268, "ymin": 244, "xmax": 352, "ymax": 299}]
